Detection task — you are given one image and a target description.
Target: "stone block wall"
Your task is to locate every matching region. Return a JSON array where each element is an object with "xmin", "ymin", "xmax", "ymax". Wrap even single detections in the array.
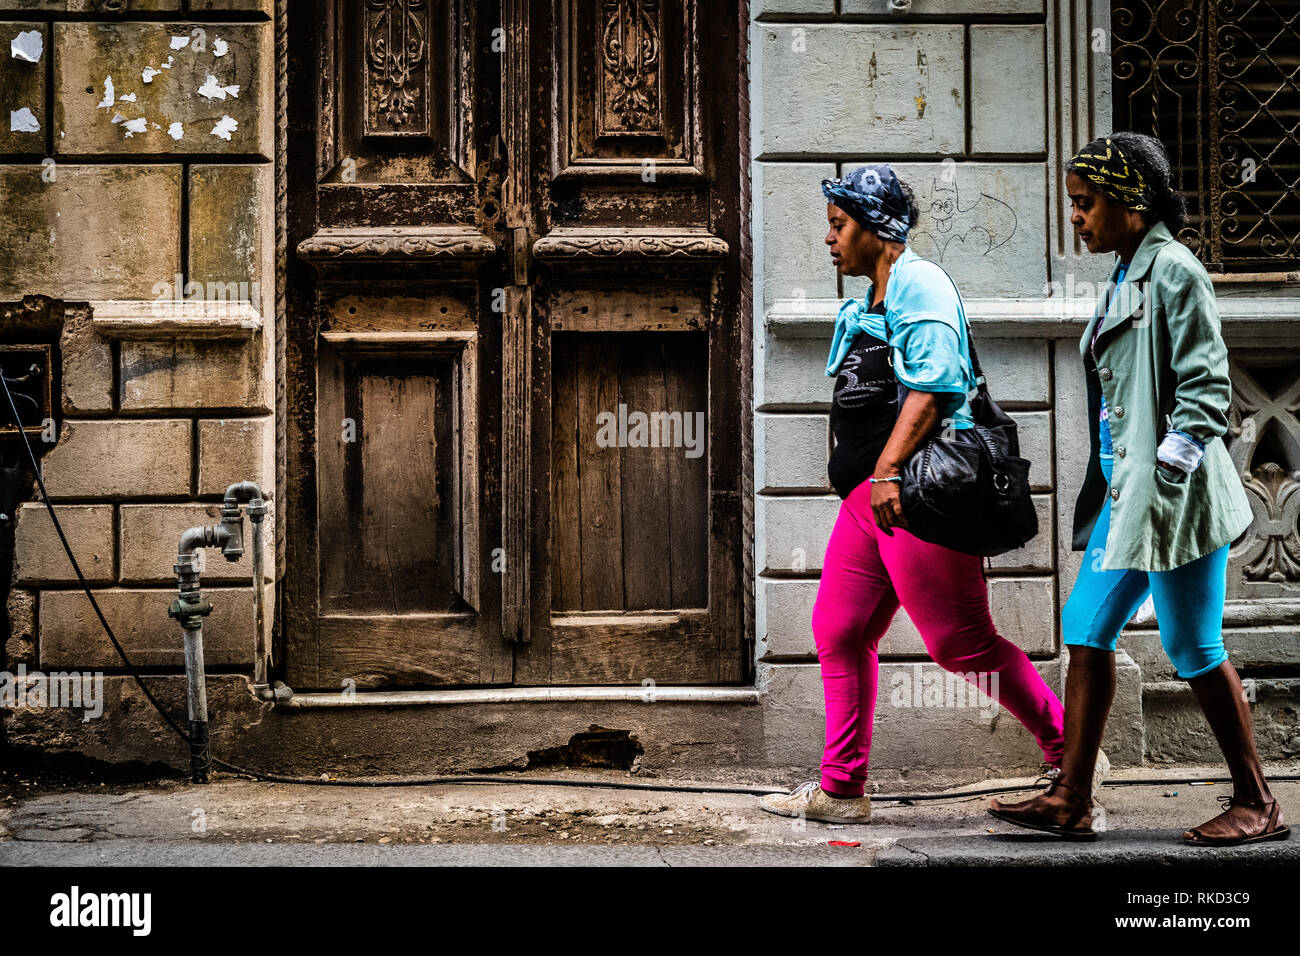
[
  {"xmin": 1, "ymin": 4, "xmax": 275, "ymax": 691},
  {"xmin": 750, "ymin": 0, "xmax": 1300, "ymax": 773}
]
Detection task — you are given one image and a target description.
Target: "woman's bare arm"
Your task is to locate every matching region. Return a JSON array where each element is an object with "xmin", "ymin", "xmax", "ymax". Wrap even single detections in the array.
[{"xmin": 870, "ymin": 390, "xmax": 944, "ymax": 532}]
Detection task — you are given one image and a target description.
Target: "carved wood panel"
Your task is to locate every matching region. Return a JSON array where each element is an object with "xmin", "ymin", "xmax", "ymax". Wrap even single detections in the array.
[
  {"xmin": 313, "ymin": 0, "xmax": 484, "ymax": 230},
  {"xmin": 363, "ymin": 0, "xmax": 433, "ymax": 138},
  {"xmin": 287, "ymin": 0, "xmax": 747, "ymax": 689},
  {"xmin": 557, "ymin": 0, "xmax": 703, "ymax": 179}
]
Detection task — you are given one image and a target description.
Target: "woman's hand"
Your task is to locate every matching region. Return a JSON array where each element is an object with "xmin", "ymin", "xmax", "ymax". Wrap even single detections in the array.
[
  {"xmin": 871, "ymin": 389, "xmax": 943, "ymax": 534},
  {"xmin": 871, "ymin": 477, "xmax": 908, "ymax": 533}
]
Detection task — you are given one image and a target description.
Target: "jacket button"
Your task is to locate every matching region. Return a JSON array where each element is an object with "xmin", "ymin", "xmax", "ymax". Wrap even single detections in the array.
[
  {"xmin": 1116, "ymin": 446, "xmax": 1126, "ymax": 457},
  {"xmin": 1110, "ymin": 488, "xmax": 1120, "ymax": 500},
  {"xmin": 1113, "ymin": 405, "xmax": 1125, "ymax": 418},
  {"xmin": 1099, "ymin": 367, "xmax": 1113, "ymax": 381}
]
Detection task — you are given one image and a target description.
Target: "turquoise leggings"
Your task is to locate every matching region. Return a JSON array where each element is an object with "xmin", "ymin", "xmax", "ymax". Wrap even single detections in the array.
[{"xmin": 1063, "ymin": 454, "xmax": 1230, "ymax": 679}]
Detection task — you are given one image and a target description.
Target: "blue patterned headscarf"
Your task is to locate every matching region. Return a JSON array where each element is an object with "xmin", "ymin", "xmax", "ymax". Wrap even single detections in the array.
[{"xmin": 821, "ymin": 164, "xmax": 912, "ymax": 243}]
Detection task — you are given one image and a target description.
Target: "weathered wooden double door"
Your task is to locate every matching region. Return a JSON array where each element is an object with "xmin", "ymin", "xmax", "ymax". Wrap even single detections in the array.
[{"xmin": 284, "ymin": 0, "xmax": 746, "ymax": 690}]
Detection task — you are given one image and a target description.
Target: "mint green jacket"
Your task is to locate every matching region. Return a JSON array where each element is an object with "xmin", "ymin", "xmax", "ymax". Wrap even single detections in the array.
[{"xmin": 1070, "ymin": 222, "xmax": 1253, "ymax": 572}]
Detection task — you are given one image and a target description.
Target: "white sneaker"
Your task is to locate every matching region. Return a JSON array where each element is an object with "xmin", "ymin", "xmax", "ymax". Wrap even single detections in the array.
[
  {"xmin": 759, "ymin": 781, "xmax": 872, "ymax": 824},
  {"xmin": 1039, "ymin": 748, "xmax": 1111, "ymax": 799}
]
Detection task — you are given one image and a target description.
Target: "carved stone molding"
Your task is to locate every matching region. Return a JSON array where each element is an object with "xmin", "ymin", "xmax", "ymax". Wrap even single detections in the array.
[
  {"xmin": 296, "ymin": 227, "xmax": 497, "ymax": 261},
  {"xmin": 1227, "ymin": 356, "xmax": 1300, "ymax": 594},
  {"xmin": 532, "ymin": 228, "xmax": 727, "ymax": 261},
  {"xmin": 1239, "ymin": 463, "xmax": 1300, "ymax": 584}
]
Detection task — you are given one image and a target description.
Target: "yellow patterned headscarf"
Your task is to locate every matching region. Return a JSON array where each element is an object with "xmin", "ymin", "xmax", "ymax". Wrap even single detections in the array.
[{"xmin": 1066, "ymin": 138, "xmax": 1153, "ymax": 212}]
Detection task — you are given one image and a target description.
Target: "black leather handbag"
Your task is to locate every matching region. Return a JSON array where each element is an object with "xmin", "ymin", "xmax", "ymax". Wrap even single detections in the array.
[{"xmin": 890, "ymin": 286, "xmax": 1039, "ymax": 558}]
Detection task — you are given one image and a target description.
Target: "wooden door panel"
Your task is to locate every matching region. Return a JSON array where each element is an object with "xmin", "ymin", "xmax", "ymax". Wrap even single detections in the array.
[
  {"xmin": 548, "ymin": 609, "xmax": 714, "ymax": 683},
  {"xmin": 550, "ymin": 331, "xmax": 708, "ymax": 614},
  {"xmin": 310, "ymin": 330, "xmax": 483, "ymax": 688},
  {"xmin": 511, "ymin": 0, "xmax": 745, "ymax": 686},
  {"xmin": 317, "ymin": 346, "xmax": 464, "ymax": 615},
  {"xmin": 316, "ymin": 615, "xmax": 481, "ymax": 687},
  {"xmin": 286, "ymin": 0, "xmax": 506, "ymax": 692}
]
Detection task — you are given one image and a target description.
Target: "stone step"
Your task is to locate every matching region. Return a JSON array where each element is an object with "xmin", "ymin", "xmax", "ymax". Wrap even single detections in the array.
[{"xmin": 1142, "ymin": 677, "xmax": 1300, "ymax": 764}]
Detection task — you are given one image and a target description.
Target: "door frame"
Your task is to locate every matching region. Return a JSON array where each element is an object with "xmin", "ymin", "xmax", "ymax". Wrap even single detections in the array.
[{"xmin": 275, "ymin": 0, "xmax": 754, "ymax": 690}]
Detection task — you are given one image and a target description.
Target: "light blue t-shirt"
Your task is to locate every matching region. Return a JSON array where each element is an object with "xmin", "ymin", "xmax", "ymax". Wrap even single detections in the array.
[
  {"xmin": 826, "ymin": 247, "xmax": 977, "ymax": 429},
  {"xmin": 1096, "ymin": 262, "xmax": 1129, "ymax": 457}
]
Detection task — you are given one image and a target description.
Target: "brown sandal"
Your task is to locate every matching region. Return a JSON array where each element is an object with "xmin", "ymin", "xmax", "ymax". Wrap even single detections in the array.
[
  {"xmin": 988, "ymin": 778, "xmax": 1098, "ymax": 841},
  {"xmin": 1183, "ymin": 795, "xmax": 1291, "ymax": 847}
]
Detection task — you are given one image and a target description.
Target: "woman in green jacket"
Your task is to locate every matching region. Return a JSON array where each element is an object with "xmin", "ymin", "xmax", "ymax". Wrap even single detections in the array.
[{"xmin": 989, "ymin": 132, "xmax": 1288, "ymax": 845}]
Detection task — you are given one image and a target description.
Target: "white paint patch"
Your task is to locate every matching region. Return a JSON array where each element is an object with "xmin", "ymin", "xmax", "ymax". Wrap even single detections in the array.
[
  {"xmin": 162, "ymin": 56, "xmax": 174, "ymax": 69},
  {"xmin": 122, "ymin": 117, "xmax": 148, "ymax": 138},
  {"xmin": 211, "ymin": 115, "xmax": 238, "ymax": 141},
  {"xmin": 11, "ymin": 29, "xmax": 43, "ymax": 63},
  {"xmin": 168, "ymin": 121, "xmax": 184, "ymax": 140},
  {"xmin": 170, "ymin": 36, "xmax": 190, "ymax": 51},
  {"xmin": 142, "ymin": 67, "xmax": 161, "ymax": 84},
  {"xmin": 197, "ymin": 74, "xmax": 241, "ymax": 100},
  {"xmin": 111, "ymin": 111, "xmax": 125, "ymax": 124},
  {"xmin": 96, "ymin": 76, "xmax": 115, "ymax": 110},
  {"xmin": 213, "ymin": 37, "xmax": 228, "ymax": 57},
  {"xmin": 119, "ymin": 92, "xmax": 137, "ymax": 102},
  {"xmin": 9, "ymin": 107, "xmax": 39, "ymax": 133}
]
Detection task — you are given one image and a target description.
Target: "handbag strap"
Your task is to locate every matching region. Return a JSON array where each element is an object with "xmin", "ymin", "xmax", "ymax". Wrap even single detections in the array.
[
  {"xmin": 882, "ymin": 258, "xmax": 987, "ymax": 391},
  {"xmin": 932, "ymin": 262, "xmax": 987, "ymax": 389}
]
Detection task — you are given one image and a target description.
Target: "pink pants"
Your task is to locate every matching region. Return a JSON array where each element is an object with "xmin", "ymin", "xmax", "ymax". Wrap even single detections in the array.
[{"xmin": 812, "ymin": 480, "xmax": 1064, "ymax": 796}]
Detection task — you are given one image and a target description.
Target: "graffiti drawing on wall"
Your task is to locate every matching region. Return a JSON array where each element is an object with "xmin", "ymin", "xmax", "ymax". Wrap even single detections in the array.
[{"xmin": 908, "ymin": 162, "xmax": 1018, "ymax": 263}]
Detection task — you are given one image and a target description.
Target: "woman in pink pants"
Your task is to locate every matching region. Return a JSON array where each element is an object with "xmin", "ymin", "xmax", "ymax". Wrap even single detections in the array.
[{"xmin": 761, "ymin": 164, "xmax": 1086, "ymax": 825}]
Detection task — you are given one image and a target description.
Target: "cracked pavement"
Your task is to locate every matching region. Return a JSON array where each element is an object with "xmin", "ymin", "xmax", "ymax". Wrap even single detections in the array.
[{"xmin": 2, "ymin": 765, "xmax": 1298, "ymax": 865}]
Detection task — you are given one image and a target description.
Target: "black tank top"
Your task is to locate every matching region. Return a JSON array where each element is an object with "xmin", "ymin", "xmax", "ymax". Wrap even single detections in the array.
[{"xmin": 828, "ymin": 300, "xmax": 898, "ymax": 499}]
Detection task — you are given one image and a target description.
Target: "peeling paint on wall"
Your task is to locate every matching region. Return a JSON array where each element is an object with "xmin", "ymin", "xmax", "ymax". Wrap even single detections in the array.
[
  {"xmin": 9, "ymin": 107, "xmax": 39, "ymax": 133},
  {"xmin": 197, "ymin": 74, "xmax": 240, "ymax": 101},
  {"xmin": 211, "ymin": 115, "xmax": 238, "ymax": 141},
  {"xmin": 170, "ymin": 36, "xmax": 190, "ymax": 51},
  {"xmin": 167, "ymin": 121, "xmax": 184, "ymax": 140},
  {"xmin": 96, "ymin": 76, "xmax": 115, "ymax": 110},
  {"xmin": 213, "ymin": 38, "xmax": 228, "ymax": 58},
  {"xmin": 10, "ymin": 29, "xmax": 43, "ymax": 63}
]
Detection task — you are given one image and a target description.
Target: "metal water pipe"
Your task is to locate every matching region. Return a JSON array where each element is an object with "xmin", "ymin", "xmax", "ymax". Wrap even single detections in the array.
[{"xmin": 168, "ymin": 480, "xmax": 286, "ymax": 784}]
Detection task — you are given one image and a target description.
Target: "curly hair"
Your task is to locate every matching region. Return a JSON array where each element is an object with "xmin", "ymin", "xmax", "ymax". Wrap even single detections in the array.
[{"xmin": 895, "ymin": 177, "xmax": 920, "ymax": 231}]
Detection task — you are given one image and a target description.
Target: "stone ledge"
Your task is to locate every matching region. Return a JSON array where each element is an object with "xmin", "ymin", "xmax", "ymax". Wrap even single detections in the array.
[
  {"xmin": 1143, "ymin": 677, "xmax": 1300, "ymax": 764},
  {"xmin": 765, "ymin": 297, "xmax": 1300, "ymax": 344},
  {"xmin": 90, "ymin": 299, "xmax": 261, "ymax": 339}
]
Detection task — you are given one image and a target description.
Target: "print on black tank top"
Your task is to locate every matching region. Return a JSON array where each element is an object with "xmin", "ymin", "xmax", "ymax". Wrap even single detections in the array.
[{"xmin": 828, "ymin": 301, "xmax": 898, "ymax": 499}]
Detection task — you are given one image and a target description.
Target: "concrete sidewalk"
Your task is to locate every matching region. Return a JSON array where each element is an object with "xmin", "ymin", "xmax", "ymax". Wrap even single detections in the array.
[{"xmin": 2, "ymin": 766, "xmax": 1297, "ymax": 866}]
